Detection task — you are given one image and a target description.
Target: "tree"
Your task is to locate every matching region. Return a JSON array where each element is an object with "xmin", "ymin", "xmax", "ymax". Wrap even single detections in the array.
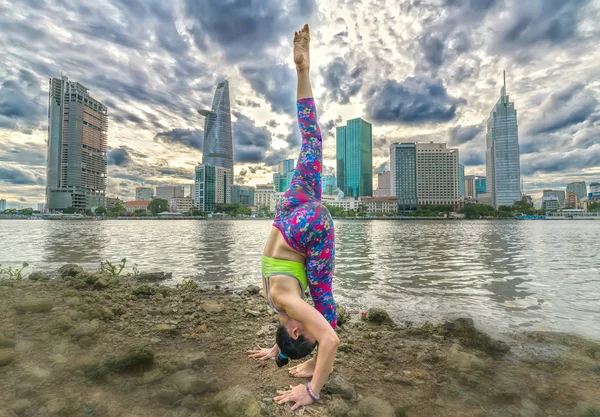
[
  {"xmin": 63, "ymin": 207, "xmax": 77, "ymax": 214},
  {"xmin": 148, "ymin": 199, "xmax": 169, "ymax": 216},
  {"xmin": 259, "ymin": 206, "xmax": 271, "ymax": 217},
  {"xmin": 85, "ymin": 209, "xmax": 94, "ymax": 216},
  {"xmin": 19, "ymin": 208, "xmax": 34, "ymax": 216},
  {"xmin": 188, "ymin": 208, "xmax": 204, "ymax": 217},
  {"xmin": 95, "ymin": 206, "xmax": 107, "ymax": 216},
  {"xmin": 132, "ymin": 209, "xmax": 147, "ymax": 217},
  {"xmin": 589, "ymin": 202, "xmax": 600, "ymax": 212},
  {"xmin": 109, "ymin": 204, "xmax": 127, "ymax": 217}
]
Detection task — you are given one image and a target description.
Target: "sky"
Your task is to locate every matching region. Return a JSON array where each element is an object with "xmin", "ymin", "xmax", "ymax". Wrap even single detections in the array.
[{"xmin": 0, "ymin": 0, "xmax": 599, "ymax": 207}]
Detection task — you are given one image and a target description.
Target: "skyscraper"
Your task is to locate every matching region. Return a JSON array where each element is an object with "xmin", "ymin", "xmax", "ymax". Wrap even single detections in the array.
[
  {"xmin": 486, "ymin": 72, "xmax": 521, "ymax": 208},
  {"xmin": 135, "ymin": 187, "xmax": 153, "ymax": 201},
  {"xmin": 231, "ymin": 185, "xmax": 255, "ymax": 206},
  {"xmin": 278, "ymin": 159, "xmax": 295, "ymax": 175},
  {"xmin": 375, "ymin": 171, "xmax": 391, "ymax": 197},
  {"xmin": 322, "ymin": 174, "xmax": 336, "ymax": 195},
  {"xmin": 464, "ymin": 175, "xmax": 487, "ymax": 200},
  {"xmin": 543, "ymin": 189, "xmax": 565, "ymax": 208},
  {"xmin": 390, "ymin": 143, "xmax": 418, "ymax": 210},
  {"xmin": 46, "ymin": 76, "xmax": 107, "ymax": 212},
  {"xmin": 155, "ymin": 186, "xmax": 185, "ymax": 200},
  {"xmin": 566, "ymin": 181, "xmax": 587, "ymax": 201},
  {"xmin": 336, "ymin": 118, "xmax": 373, "ymax": 198},
  {"xmin": 458, "ymin": 164, "xmax": 465, "ymax": 197},
  {"xmin": 273, "ymin": 159, "xmax": 295, "ymax": 192},
  {"xmin": 194, "ymin": 164, "xmax": 232, "ymax": 212},
  {"xmin": 0, "ymin": 199, "xmax": 6, "ymax": 211},
  {"xmin": 199, "ymin": 80, "xmax": 233, "ymax": 172}
]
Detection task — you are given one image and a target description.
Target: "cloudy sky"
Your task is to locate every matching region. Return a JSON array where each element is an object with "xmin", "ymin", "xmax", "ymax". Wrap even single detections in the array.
[{"xmin": 1, "ymin": 0, "xmax": 599, "ymax": 207}]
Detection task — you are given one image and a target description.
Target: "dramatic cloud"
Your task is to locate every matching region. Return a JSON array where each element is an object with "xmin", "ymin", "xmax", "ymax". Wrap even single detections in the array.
[
  {"xmin": 0, "ymin": 70, "xmax": 45, "ymax": 131},
  {"xmin": 0, "ymin": 165, "xmax": 44, "ymax": 185},
  {"xmin": 366, "ymin": 77, "xmax": 464, "ymax": 124},
  {"xmin": 232, "ymin": 112, "xmax": 272, "ymax": 163},
  {"xmin": 107, "ymin": 147, "xmax": 133, "ymax": 167},
  {"xmin": 522, "ymin": 145, "xmax": 600, "ymax": 175},
  {"xmin": 240, "ymin": 65, "xmax": 297, "ymax": 114},
  {"xmin": 449, "ymin": 125, "xmax": 483, "ymax": 146},
  {"xmin": 322, "ymin": 58, "xmax": 365, "ymax": 104},
  {"xmin": 154, "ymin": 129, "xmax": 204, "ymax": 150}
]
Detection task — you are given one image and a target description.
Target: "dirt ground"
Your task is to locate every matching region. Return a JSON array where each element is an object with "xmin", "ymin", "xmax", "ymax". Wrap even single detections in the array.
[{"xmin": 1, "ymin": 266, "xmax": 599, "ymax": 417}]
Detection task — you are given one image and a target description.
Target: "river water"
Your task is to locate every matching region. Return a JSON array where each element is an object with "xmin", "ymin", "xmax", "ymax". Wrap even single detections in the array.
[{"xmin": 1, "ymin": 219, "xmax": 599, "ymax": 339}]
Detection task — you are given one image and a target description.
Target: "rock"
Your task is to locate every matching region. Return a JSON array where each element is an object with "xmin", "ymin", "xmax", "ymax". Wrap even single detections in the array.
[
  {"xmin": 245, "ymin": 309, "xmax": 261, "ymax": 317},
  {"xmin": 189, "ymin": 352, "xmax": 208, "ymax": 368},
  {"xmin": 256, "ymin": 325, "xmax": 271, "ymax": 337},
  {"xmin": 52, "ymin": 315, "xmax": 75, "ymax": 333},
  {"xmin": 0, "ymin": 332, "xmax": 14, "ymax": 348},
  {"xmin": 28, "ymin": 271, "xmax": 48, "ymax": 281},
  {"xmin": 574, "ymin": 403, "xmax": 600, "ymax": 417},
  {"xmin": 357, "ymin": 396, "xmax": 395, "ymax": 417},
  {"xmin": 443, "ymin": 317, "xmax": 475, "ymax": 331},
  {"xmin": 94, "ymin": 278, "xmax": 110, "ymax": 289},
  {"xmin": 246, "ymin": 285, "xmax": 260, "ymax": 295},
  {"xmin": 326, "ymin": 376, "xmax": 357, "ymax": 400},
  {"xmin": 11, "ymin": 399, "xmax": 32, "ymax": 415},
  {"xmin": 66, "ymin": 297, "xmax": 81, "ymax": 307},
  {"xmin": 169, "ymin": 369, "xmax": 218, "ymax": 395},
  {"xmin": 72, "ymin": 319, "xmax": 100, "ymax": 339},
  {"xmin": 212, "ymin": 386, "xmax": 262, "ymax": 417},
  {"xmin": 519, "ymin": 399, "xmax": 542, "ymax": 417},
  {"xmin": 14, "ymin": 340, "xmax": 35, "ymax": 352},
  {"xmin": 328, "ymin": 398, "xmax": 351, "ymax": 417},
  {"xmin": 395, "ymin": 406, "xmax": 408, "ymax": 417},
  {"xmin": 132, "ymin": 285, "xmax": 157, "ymax": 297},
  {"xmin": 201, "ymin": 301, "xmax": 224, "ymax": 314},
  {"xmin": 153, "ymin": 324, "xmax": 178, "ymax": 335},
  {"xmin": 180, "ymin": 395, "xmax": 198, "ymax": 409},
  {"xmin": 46, "ymin": 398, "xmax": 68, "ymax": 415},
  {"xmin": 154, "ymin": 388, "xmax": 183, "ymax": 405},
  {"xmin": 366, "ymin": 308, "xmax": 393, "ymax": 324},
  {"xmin": 447, "ymin": 344, "xmax": 488, "ymax": 373},
  {"xmin": 0, "ymin": 349, "xmax": 15, "ymax": 366},
  {"xmin": 136, "ymin": 272, "xmax": 172, "ymax": 282},
  {"xmin": 14, "ymin": 296, "xmax": 54, "ymax": 313},
  {"xmin": 59, "ymin": 264, "xmax": 84, "ymax": 277},
  {"xmin": 105, "ymin": 344, "xmax": 154, "ymax": 372}
]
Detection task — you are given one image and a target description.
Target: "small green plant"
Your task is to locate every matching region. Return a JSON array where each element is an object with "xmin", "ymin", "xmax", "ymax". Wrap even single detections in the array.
[
  {"xmin": 177, "ymin": 279, "xmax": 198, "ymax": 290},
  {"xmin": 0, "ymin": 262, "xmax": 29, "ymax": 281},
  {"xmin": 99, "ymin": 258, "xmax": 127, "ymax": 278},
  {"xmin": 126, "ymin": 263, "xmax": 141, "ymax": 277}
]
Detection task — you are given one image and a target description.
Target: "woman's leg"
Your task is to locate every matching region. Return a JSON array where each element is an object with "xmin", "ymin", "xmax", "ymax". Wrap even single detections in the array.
[{"xmin": 281, "ymin": 24, "xmax": 322, "ymax": 207}]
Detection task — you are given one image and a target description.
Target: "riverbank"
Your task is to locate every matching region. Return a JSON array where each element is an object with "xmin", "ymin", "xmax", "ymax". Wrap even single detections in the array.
[{"xmin": 1, "ymin": 267, "xmax": 599, "ymax": 417}]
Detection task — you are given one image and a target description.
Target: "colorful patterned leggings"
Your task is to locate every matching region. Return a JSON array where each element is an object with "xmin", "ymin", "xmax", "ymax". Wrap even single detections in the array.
[{"xmin": 273, "ymin": 98, "xmax": 337, "ymax": 329}]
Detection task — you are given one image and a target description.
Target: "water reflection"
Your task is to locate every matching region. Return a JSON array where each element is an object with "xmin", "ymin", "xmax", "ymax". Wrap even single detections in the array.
[{"xmin": 43, "ymin": 221, "xmax": 108, "ymax": 266}]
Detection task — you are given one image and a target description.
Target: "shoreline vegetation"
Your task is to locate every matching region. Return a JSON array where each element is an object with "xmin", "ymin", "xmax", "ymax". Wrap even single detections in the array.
[{"xmin": 1, "ymin": 263, "xmax": 600, "ymax": 417}]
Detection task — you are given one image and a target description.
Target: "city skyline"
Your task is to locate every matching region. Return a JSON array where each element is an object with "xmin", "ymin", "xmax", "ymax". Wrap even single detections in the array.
[{"xmin": 1, "ymin": 1, "xmax": 599, "ymax": 208}]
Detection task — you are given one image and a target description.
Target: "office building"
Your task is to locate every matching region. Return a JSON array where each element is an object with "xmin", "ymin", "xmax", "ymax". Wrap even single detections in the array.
[
  {"xmin": 123, "ymin": 201, "xmax": 151, "ymax": 214},
  {"xmin": 270, "ymin": 192, "xmax": 285, "ymax": 213},
  {"xmin": 156, "ymin": 186, "xmax": 185, "ymax": 200},
  {"xmin": 105, "ymin": 197, "xmax": 122, "ymax": 210},
  {"xmin": 198, "ymin": 80, "xmax": 233, "ymax": 171},
  {"xmin": 565, "ymin": 191, "xmax": 578, "ymax": 209},
  {"xmin": 476, "ymin": 177, "xmax": 487, "ymax": 197},
  {"xmin": 255, "ymin": 183, "xmax": 275, "ymax": 209},
  {"xmin": 322, "ymin": 195, "xmax": 359, "ymax": 211},
  {"xmin": 322, "ymin": 174, "xmax": 336, "ymax": 196},
  {"xmin": 478, "ymin": 193, "xmax": 493, "ymax": 207},
  {"xmin": 416, "ymin": 142, "xmax": 459, "ymax": 207},
  {"xmin": 273, "ymin": 159, "xmax": 295, "ymax": 192},
  {"xmin": 486, "ymin": 72, "xmax": 521, "ymax": 208},
  {"xmin": 336, "ymin": 118, "xmax": 373, "ymax": 198},
  {"xmin": 231, "ymin": 185, "xmax": 255, "ymax": 206},
  {"xmin": 169, "ymin": 196, "xmax": 196, "ymax": 213},
  {"xmin": 0, "ymin": 199, "xmax": 6, "ymax": 211},
  {"xmin": 359, "ymin": 196, "xmax": 398, "ymax": 214},
  {"xmin": 460, "ymin": 165, "xmax": 467, "ymax": 196},
  {"xmin": 278, "ymin": 159, "xmax": 295, "ymax": 175},
  {"xmin": 566, "ymin": 181, "xmax": 587, "ymax": 201},
  {"xmin": 542, "ymin": 196, "xmax": 560, "ymax": 211},
  {"xmin": 135, "ymin": 187, "xmax": 153, "ymax": 201},
  {"xmin": 390, "ymin": 143, "xmax": 418, "ymax": 210},
  {"xmin": 589, "ymin": 182, "xmax": 600, "ymax": 200},
  {"xmin": 375, "ymin": 171, "xmax": 391, "ymax": 197},
  {"xmin": 464, "ymin": 175, "xmax": 487, "ymax": 200},
  {"xmin": 46, "ymin": 76, "xmax": 107, "ymax": 212},
  {"xmin": 543, "ymin": 190, "xmax": 565, "ymax": 208},
  {"xmin": 194, "ymin": 164, "xmax": 232, "ymax": 212}
]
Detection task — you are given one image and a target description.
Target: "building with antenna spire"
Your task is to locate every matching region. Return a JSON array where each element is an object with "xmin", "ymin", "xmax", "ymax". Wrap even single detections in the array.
[{"xmin": 485, "ymin": 72, "xmax": 521, "ymax": 208}]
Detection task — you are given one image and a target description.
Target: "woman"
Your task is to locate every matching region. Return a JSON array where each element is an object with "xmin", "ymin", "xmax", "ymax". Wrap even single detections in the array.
[{"xmin": 247, "ymin": 24, "xmax": 339, "ymax": 410}]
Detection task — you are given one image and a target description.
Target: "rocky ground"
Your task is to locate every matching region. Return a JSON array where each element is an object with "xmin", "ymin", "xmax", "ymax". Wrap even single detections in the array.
[{"xmin": 1, "ymin": 266, "xmax": 600, "ymax": 417}]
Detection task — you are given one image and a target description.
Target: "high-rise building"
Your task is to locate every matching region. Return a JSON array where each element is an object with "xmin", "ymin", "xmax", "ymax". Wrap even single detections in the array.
[
  {"xmin": 46, "ymin": 76, "xmax": 107, "ymax": 212},
  {"xmin": 231, "ymin": 185, "xmax": 255, "ymax": 206},
  {"xmin": 194, "ymin": 164, "xmax": 231, "ymax": 212},
  {"xmin": 375, "ymin": 171, "xmax": 391, "ymax": 197},
  {"xmin": 198, "ymin": 80, "xmax": 233, "ymax": 171},
  {"xmin": 322, "ymin": 174, "xmax": 336, "ymax": 196},
  {"xmin": 169, "ymin": 197, "xmax": 196, "ymax": 213},
  {"xmin": 156, "ymin": 186, "xmax": 185, "ymax": 200},
  {"xmin": 476, "ymin": 177, "xmax": 487, "ymax": 197},
  {"xmin": 278, "ymin": 159, "xmax": 295, "ymax": 175},
  {"xmin": 416, "ymin": 142, "xmax": 459, "ymax": 207},
  {"xmin": 105, "ymin": 197, "xmax": 122, "ymax": 210},
  {"xmin": 566, "ymin": 181, "xmax": 587, "ymax": 201},
  {"xmin": 486, "ymin": 72, "xmax": 521, "ymax": 208},
  {"xmin": 565, "ymin": 191, "xmax": 578, "ymax": 209},
  {"xmin": 135, "ymin": 187, "xmax": 153, "ymax": 201},
  {"xmin": 543, "ymin": 190, "xmax": 565, "ymax": 208},
  {"xmin": 390, "ymin": 143, "xmax": 418, "ymax": 210},
  {"xmin": 273, "ymin": 159, "xmax": 295, "ymax": 192},
  {"xmin": 542, "ymin": 196, "xmax": 560, "ymax": 211},
  {"xmin": 255, "ymin": 183, "xmax": 274, "ymax": 209},
  {"xmin": 336, "ymin": 118, "xmax": 373, "ymax": 198},
  {"xmin": 458, "ymin": 164, "xmax": 465, "ymax": 197},
  {"xmin": 590, "ymin": 182, "xmax": 600, "ymax": 200},
  {"xmin": 0, "ymin": 199, "xmax": 6, "ymax": 211},
  {"xmin": 464, "ymin": 175, "xmax": 487, "ymax": 200}
]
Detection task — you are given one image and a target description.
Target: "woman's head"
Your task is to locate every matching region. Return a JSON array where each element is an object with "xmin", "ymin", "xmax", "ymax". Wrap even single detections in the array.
[{"xmin": 275, "ymin": 321, "xmax": 317, "ymax": 367}]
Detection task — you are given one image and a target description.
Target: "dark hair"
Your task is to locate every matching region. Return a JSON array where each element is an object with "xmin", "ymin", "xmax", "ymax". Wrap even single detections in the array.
[{"xmin": 275, "ymin": 325, "xmax": 317, "ymax": 367}]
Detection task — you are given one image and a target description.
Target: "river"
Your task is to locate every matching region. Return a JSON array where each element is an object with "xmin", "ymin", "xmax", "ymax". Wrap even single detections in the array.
[{"xmin": 1, "ymin": 219, "xmax": 599, "ymax": 339}]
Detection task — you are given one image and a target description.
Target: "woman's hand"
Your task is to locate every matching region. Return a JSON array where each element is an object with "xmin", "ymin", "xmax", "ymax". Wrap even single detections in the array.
[
  {"xmin": 274, "ymin": 384, "xmax": 314, "ymax": 411},
  {"xmin": 247, "ymin": 344, "xmax": 279, "ymax": 361}
]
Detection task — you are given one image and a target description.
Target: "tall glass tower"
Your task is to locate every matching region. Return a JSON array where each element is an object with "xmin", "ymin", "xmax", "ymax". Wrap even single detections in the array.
[
  {"xmin": 486, "ymin": 72, "xmax": 521, "ymax": 208},
  {"xmin": 336, "ymin": 118, "xmax": 373, "ymax": 198},
  {"xmin": 199, "ymin": 80, "xmax": 233, "ymax": 172}
]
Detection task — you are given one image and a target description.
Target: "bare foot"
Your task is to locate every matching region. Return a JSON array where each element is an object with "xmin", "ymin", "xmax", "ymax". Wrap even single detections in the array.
[
  {"xmin": 289, "ymin": 356, "xmax": 316, "ymax": 378},
  {"xmin": 294, "ymin": 24, "xmax": 310, "ymax": 72}
]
